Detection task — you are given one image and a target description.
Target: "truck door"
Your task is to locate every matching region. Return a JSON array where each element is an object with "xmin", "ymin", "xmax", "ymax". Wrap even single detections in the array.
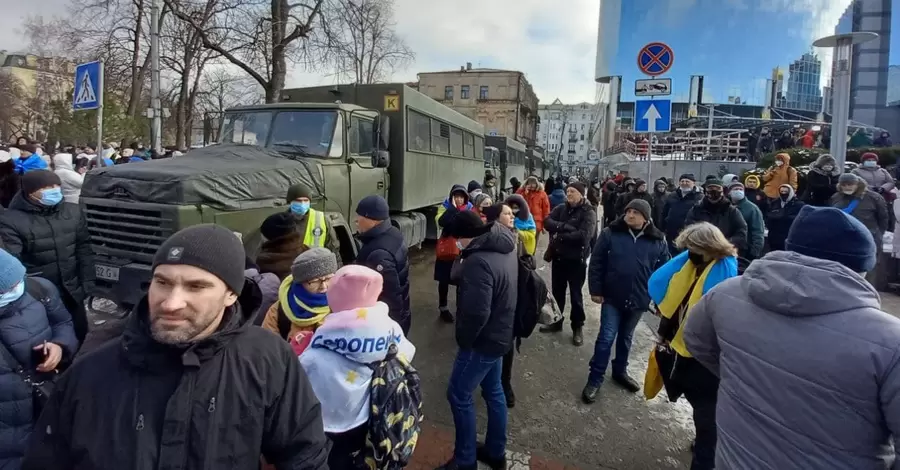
[{"xmin": 348, "ymin": 114, "xmax": 388, "ymax": 216}]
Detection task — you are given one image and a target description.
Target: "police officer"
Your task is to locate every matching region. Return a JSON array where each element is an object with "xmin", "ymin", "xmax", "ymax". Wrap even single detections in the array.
[{"xmin": 284, "ymin": 183, "xmax": 341, "ymax": 258}]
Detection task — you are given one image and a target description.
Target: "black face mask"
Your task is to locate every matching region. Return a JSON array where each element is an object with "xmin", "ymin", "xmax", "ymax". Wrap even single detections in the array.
[
  {"xmin": 688, "ymin": 252, "xmax": 706, "ymax": 266},
  {"xmin": 707, "ymin": 190, "xmax": 723, "ymax": 201},
  {"xmin": 780, "ymin": 193, "xmax": 790, "ymax": 201}
]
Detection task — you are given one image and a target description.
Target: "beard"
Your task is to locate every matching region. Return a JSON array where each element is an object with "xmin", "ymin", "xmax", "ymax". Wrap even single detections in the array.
[{"xmin": 149, "ymin": 308, "xmax": 223, "ymax": 344}]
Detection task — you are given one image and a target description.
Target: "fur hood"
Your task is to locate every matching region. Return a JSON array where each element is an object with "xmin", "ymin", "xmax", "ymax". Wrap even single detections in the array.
[{"xmin": 256, "ymin": 232, "xmax": 307, "ymax": 279}]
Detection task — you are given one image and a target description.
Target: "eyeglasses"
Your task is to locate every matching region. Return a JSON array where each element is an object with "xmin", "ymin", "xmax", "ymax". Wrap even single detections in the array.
[{"xmin": 305, "ymin": 276, "xmax": 332, "ymax": 289}]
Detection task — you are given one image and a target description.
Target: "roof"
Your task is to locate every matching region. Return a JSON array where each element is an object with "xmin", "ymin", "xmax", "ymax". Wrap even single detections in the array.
[
  {"xmin": 418, "ymin": 68, "xmax": 522, "ymax": 75},
  {"xmin": 226, "ymin": 102, "xmax": 370, "ymax": 112}
]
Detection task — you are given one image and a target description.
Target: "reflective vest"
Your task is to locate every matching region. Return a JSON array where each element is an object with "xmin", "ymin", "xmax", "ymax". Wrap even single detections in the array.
[{"xmin": 303, "ymin": 209, "xmax": 328, "ymax": 248}]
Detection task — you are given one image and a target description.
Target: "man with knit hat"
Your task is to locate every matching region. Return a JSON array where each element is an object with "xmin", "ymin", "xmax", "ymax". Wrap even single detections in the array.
[
  {"xmin": 354, "ymin": 194, "xmax": 411, "ymax": 334},
  {"xmin": 583, "ymin": 198, "xmax": 669, "ymax": 402},
  {"xmin": 279, "ymin": 182, "xmax": 341, "ymax": 256},
  {"xmin": 683, "ymin": 206, "xmax": 900, "ymax": 469},
  {"xmin": 661, "ymin": 173, "xmax": 703, "ymax": 255},
  {"xmin": 685, "ymin": 178, "xmax": 748, "ymax": 254},
  {"xmin": 25, "ymin": 224, "xmax": 330, "ymax": 470}
]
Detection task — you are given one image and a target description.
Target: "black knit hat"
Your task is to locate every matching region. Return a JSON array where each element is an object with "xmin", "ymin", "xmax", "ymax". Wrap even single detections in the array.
[
  {"xmin": 678, "ymin": 173, "xmax": 696, "ymax": 182},
  {"xmin": 153, "ymin": 224, "xmax": 247, "ymax": 294},
  {"xmin": 447, "ymin": 210, "xmax": 490, "ymax": 239},
  {"xmin": 567, "ymin": 181, "xmax": 587, "ymax": 197},
  {"xmin": 286, "ymin": 183, "xmax": 312, "ymax": 202},
  {"xmin": 21, "ymin": 170, "xmax": 61, "ymax": 195},
  {"xmin": 356, "ymin": 195, "xmax": 390, "ymax": 221},
  {"xmin": 260, "ymin": 212, "xmax": 296, "ymax": 240}
]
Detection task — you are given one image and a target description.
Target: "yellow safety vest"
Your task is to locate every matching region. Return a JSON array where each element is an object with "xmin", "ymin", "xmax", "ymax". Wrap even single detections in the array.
[{"xmin": 303, "ymin": 209, "xmax": 328, "ymax": 248}]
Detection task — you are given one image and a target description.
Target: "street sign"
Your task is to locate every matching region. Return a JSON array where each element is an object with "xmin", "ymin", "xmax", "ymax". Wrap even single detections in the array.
[
  {"xmin": 488, "ymin": 130, "xmax": 498, "ymax": 136},
  {"xmin": 637, "ymin": 42, "xmax": 674, "ymax": 76},
  {"xmin": 633, "ymin": 99, "xmax": 672, "ymax": 133},
  {"xmin": 73, "ymin": 61, "xmax": 102, "ymax": 111},
  {"xmin": 635, "ymin": 78, "xmax": 672, "ymax": 97},
  {"xmin": 383, "ymin": 94, "xmax": 399, "ymax": 111}
]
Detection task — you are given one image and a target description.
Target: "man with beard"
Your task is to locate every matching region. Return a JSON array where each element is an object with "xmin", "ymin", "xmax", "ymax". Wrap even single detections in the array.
[
  {"xmin": 24, "ymin": 224, "xmax": 330, "ymax": 470},
  {"xmin": 685, "ymin": 179, "xmax": 748, "ymax": 255}
]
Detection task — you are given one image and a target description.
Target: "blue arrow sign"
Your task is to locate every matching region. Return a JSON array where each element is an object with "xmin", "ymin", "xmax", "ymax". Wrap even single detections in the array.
[
  {"xmin": 73, "ymin": 61, "xmax": 102, "ymax": 111},
  {"xmin": 633, "ymin": 99, "xmax": 671, "ymax": 133}
]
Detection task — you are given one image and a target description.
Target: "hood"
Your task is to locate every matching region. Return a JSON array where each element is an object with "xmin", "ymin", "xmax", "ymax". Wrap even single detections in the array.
[
  {"xmin": 653, "ymin": 178, "xmax": 668, "ymax": 193},
  {"xmin": 742, "ymin": 251, "xmax": 879, "ymax": 317},
  {"xmin": 778, "ymin": 184, "xmax": 795, "ymax": 203},
  {"xmin": 811, "ymin": 154, "xmax": 840, "ymax": 176},
  {"xmin": 775, "ymin": 153, "xmax": 791, "ymax": 166},
  {"xmin": 524, "ymin": 176, "xmax": 539, "ymax": 188},
  {"xmin": 837, "ymin": 177, "xmax": 870, "ymax": 198},
  {"xmin": 448, "ymin": 184, "xmax": 469, "ymax": 203},
  {"xmin": 622, "ymin": 178, "xmax": 636, "ymax": 190},
  {"xmin": 744, "ymin": 174, "xmax": 761, "ymax": 187},
  {"xmin": 505, "ymin": 193, "xmax": 532, "ymax": 221},
  {"xmin": 722, "ymin": 174, "xmax": 738, "ymax": 187},
  {"xmin": 633, "ymin": 178, "xmax": 647, "ymax": 192},
  {"xmin": 306, "ymin": 301, "xmax": 415, "ymax": 364},
  {"xmin": 52, "ymin": 153, "xmax": 74, "ymax": 171},
  {"xmin": 462, "ymin": 222, "xmax": 517, "ymax": 257},
  {"xmin": 608, "ymin": 217, "xmax": 664, "ymax": 240}
]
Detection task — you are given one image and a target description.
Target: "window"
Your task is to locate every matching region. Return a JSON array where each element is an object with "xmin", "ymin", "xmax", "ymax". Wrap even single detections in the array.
[
  {"xmin": 580, "ymin": 134, "xmax": 584, "ymax": 141},
  {"xmin": 581, "ymin": 124, "xmax": 585, "ymax": 130},
  {"xmin": 568, "ymin": 143, "xmax": 575, "ymax": 152},
  {"xmin": 463, "ymin": 133, "xmax": 475, "ymax": 158},
  {"xmin": 408, "ymin": 110, "xmax": 431, "ymax": 152},
  {"xmin": 461, "ymin": 85, "xmax": 470, "ymax": 99},
  {"xmin": 479, "ymin": 86, "xmax": 489, "ymax": 99},
  {"xmin": 444, "ymin": 86, "xmax": 453, "ymax": 100},
  {"xmin": 349, "ymin": 116, "xmax": 374, "ymax": 155},
  {"xmin": 474, "ymin": 135, "xmax": 484, "ymax": 157},
  {"xmin": 221, "ymin": 111, "xmax": 273, "ymax": 146},
  {"xmin": 450, "ymin": 127, "xmax": 463, "ymax": 156},
  {"xmin": 431, "ymin": 119, "xmax": 450, "ymax": 154}
]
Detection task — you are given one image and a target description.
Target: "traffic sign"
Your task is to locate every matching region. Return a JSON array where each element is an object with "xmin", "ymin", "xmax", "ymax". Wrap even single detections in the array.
[
  {"xmin": 633, "ymin": 99, "xmax": 672, "ymax": 133},
  {"xmin": 637, "ymin": 42, "xmax": 674, "ymax": 76},
  {"xmin": 383, "ymin": 94, "xmax": 399, "ymax": 111},
  {"xmin": 73, "ymin": 61, "xmax": 102, "ymax": 111},
  {"xmin": 635, "ymin": 78, "xmax": 672, "ymax": 97}
]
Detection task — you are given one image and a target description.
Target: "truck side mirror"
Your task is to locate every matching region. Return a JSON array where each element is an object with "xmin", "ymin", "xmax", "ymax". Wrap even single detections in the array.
[
  {"xmin": 373, "ymin": 115, "xmax": 390, "ymax": 150},
  {"xmin": 371, "ymin": 150, "xmax": 390, "ymax": 168}
]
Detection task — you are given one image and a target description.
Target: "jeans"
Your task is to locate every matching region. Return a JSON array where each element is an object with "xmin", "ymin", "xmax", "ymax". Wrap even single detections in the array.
[
  {"xmin": 587, "ymin": 303, "xmax": 643, "ymax": 385},
  {"xmin": 550, "ymin": 259, "xmax": 587, "ymax": 328},
  {"xmin": 447, "ymin": 349, "xmax": 507, "ymax": 466}
]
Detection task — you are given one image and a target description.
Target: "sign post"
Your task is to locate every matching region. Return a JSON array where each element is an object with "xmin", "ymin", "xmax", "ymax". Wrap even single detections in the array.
[
  {"xmin": 73, "ymin": 60, "xmax": 104, "ymax": 165},
  {"xmin": 635, "ymin": 42, "xmax": 674, "ymax": 179}
]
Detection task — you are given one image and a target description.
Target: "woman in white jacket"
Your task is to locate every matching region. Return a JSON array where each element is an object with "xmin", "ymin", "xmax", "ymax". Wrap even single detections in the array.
[{"xmin": 52, "ymin": 152, "xmax": 84, "ymax": 203}]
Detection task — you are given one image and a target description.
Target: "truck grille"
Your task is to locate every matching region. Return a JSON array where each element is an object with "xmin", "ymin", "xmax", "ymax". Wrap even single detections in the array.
[{"xmin": 84, "ymin": 201, "xmax": 176, "ymax": 264}]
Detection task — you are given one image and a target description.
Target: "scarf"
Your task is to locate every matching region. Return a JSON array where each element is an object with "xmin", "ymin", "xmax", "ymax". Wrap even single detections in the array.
[
  {"xmin": 278, "ymin": 275, "xmax": 330, "ymax": 327},
  {"xmin": 648, "ymin": 251, "xmax": 737, "ymax": 357},
  {"xmin": 513, "ymin": 215, "xmax": 537, "ymax": 255}
]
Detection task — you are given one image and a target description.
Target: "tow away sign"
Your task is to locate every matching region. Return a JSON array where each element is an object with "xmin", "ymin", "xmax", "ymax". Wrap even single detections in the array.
[{"xmin": 635, "ymin": 78, "xmax": 672, "ymax": 97}]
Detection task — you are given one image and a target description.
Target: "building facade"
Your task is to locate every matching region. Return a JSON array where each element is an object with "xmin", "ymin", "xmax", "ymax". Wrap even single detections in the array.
[
  {"xmin": 416, "ymin": 64, "xmax": 539, "ymax": 145},
  {"xmin": 782, "ymin": 52, "xmax": 824, "ymax": 112},
  {"xmin": 536, "ymin": 100, "xmax": 599, "ymax": 175},
  {"xmin": 0, "ymin": 51, "xmax": 75, "ymax": 142}
]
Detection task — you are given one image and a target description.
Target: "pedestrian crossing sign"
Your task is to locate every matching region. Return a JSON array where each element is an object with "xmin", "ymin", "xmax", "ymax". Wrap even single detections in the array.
[{"xmin": 73, "ymin": 61, "xmax": 102, "ymax": 111}]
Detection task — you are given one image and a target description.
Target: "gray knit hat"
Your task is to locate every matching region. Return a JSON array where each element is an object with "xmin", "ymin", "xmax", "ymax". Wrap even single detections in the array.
[
  {"xmin": 152, "ymin": 224, "xmax": 247, "ymax": 294},
  {"xmin": 291, "ymin": 247, "xmax": 338, "ymax": 284},
  {"xmin": 625, "ymin": 198, "xmax": 652, "ymax": 221}
]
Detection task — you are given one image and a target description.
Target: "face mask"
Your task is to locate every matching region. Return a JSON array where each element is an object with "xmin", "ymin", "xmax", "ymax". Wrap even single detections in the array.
[
  {"xmin": 775, "ymin": 160, "xmax": 784, "ymax": 167},
  {"xmin": 688, "ymin": 252, "xmax": 706, "ymax": 266},
  {"xmin": 780, "ymin": 193, "xmax": 790, "ymax": 201},
  {"xmin": 706, "ymin": 190, "xmax": 723, "ymax": 200},
  {"xmin": 822, "ymin": 165, "xmax": 834, "ymax": 172},
  {"xmin": 39, "ymin": 188, "xmax": 63, "ymax": 206},
  {"xmin": 0, "ymin": 282, "xmax": 25, "ymax": 308},
  {"xmin": 863, "ymin": 161, "xmax": 877, "ymax": 168},
  {"xmin": 841, "ymin": 187, "xmax": 856, "ymax": 195},
  {"xmin": 290, "ymin": 201, "xmax": 310, "ymax": 216},
  {"xmin": 730, "ymin": 190, "xmax": 745, "ymax": 201}
]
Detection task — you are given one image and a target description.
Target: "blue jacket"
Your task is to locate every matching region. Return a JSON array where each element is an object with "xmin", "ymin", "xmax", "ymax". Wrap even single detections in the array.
[
  {"xmin": 14, "ymin": 156, "xmax": 48, "ymax": 174},
  {"xmin": 356, "ymin": 220, "xmax": 411, "ymax": 332},
  {"xmin": 589, "ymin": 218, "xmax": 670, "ymax": 313},
  {"xmin": 733, "ymin": 198, "xmax": 765, "ymax": 259},
  {"xmin": 0, "ymin": 277, "xmax": 78, "ymax": 469},
  {"xmin": 548, "ymin": 189, "xmax": 566, "ymax": 209}
]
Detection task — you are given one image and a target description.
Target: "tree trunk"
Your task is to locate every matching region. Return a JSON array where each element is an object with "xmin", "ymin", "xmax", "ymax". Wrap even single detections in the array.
[{"xmin": 126, "ymin": 0, "xmax": 145, "ymax": 117}]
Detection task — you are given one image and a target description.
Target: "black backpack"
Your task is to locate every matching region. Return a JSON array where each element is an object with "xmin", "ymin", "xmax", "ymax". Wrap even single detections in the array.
[
  {"xmin": 514, "ymin": 254, "xmax": 548, "ymax": 346},
  {"xmin": 364, "ymin": 344, "xmax": 423, "ymax": 470}
]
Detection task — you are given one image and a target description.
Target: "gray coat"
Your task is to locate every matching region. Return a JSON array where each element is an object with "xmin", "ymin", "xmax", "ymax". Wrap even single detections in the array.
[
  {"xmin": 830, "ymin": 179, "xmax": 889, "ymax": 242},
  {"xmin": 853, "ymin": 166, "xmax": 895, "ymax": 194},
  {"xmin": 684, "ymin": 251, "xmax": 900, "ymax": 470}
]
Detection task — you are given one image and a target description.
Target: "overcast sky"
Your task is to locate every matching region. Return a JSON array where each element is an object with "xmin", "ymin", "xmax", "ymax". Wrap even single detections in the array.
[{"xmin": 0, "ymin": 0, "xmax": 601, "ymax": 104}]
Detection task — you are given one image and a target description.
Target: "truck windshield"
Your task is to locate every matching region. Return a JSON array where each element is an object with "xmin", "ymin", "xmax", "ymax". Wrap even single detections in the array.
[{"xmin": 220, "ymin": 109, "xmax": 339, "ymax": 157}]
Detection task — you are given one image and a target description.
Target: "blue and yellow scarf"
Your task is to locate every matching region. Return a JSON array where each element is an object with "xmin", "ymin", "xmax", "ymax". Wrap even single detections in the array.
[
  {"xmin": 278, "ymin": 275, "xmax": 331, "ymax": 327},
  {"xmin": 648, "ymin": 251, "xmax": 737, "ymax": 357}
]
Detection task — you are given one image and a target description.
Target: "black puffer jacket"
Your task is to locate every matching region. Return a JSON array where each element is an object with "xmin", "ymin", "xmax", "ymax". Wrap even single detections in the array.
[
  {"xmin": 356, "ymin": 220, "xmax": 411, "ymax": 333},
  {"xmin": 23, "ymin": 289, "xmax": 330, "ymax": 470},
  {"xmin": 0, "ymin": 193, "xmax": 95, "ymax": 305},
  {"xmin": 685, "ymin": 197, "xmax": 749, "ymax": 253},
  {"xmin": 544, "ymin": 200, "xmax": 598, "ymax": 262},
  {"xmin": 661, "ymin": 188, "xmax": 703, "ymax": 242},
  {"xmin": 453, "ymin": 223, "xmax": 518, "ymax": 357}
]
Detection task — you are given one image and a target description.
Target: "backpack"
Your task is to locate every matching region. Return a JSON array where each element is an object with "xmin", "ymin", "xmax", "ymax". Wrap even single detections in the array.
[
  {"xmin": 514, "ymin": 254, "xmax": 548, "ymax": 345},
  {"xmin": 364, "ymin": 344, "xmax": 423, "ymax": 470}
]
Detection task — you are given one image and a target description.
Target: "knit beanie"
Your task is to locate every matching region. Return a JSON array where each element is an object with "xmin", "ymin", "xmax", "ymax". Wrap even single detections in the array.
[
  {"xmin": 21, "ymin": 170, "xmax": 62, "ymax": 195},
  {"xmin": 567, "ymin": 181, "xmax": 587, "ymax": 197},
  {"xmin": 0, "ymin": 249, "xmax": 26, "ymax": 293},
  {"xmin": 679, "ymin": 173, "xmax": 696, "ymax": 182},
  {"xmin": 467, "ymin": 180, "xmax": 482, "ymax": 193},
  {"xmin": 704, "ymin": 178, "xmax": 724, "ymax": 189},
  {"xmin": 473, "ymin": 193, "xmax": 493, "ymax": 209},
  {"xmin": 785, "ymin": 206, "xmax": 876, "ymax": 273},
  {"xmin": 152, "ymin": 224, "xmax": 247, "ymax": 294},
  {"xmin": 326, "ymin": 265, "xmax": 383, "ymax": 313},
  {"xmin": 260, "ymin": 212, "xmax": 296, "ymax": 240},
  {"xmin": 625, "ymin": 199, "xmax": 652, "ymax": 221},
  {"xmin": 356, "ymin": 195, "xmax": 390, "ymax": 221},
  {"xmin": 861, "ymin": 152, "xmax": 878, "ymax": 162},
  {"xmin": 286, "ymin": 183, "xmax": 312, "ymax": 202},
  {"xmin": 291, "ymin": 247, "xmax": 338, "ymax": 284},
  {"xmin": 447, "ymin": 210, "xmax": 490, "ymax": 239},
  {"xmin": 838, "ymin": 173, "xmax": 859, "ymax": 185}
]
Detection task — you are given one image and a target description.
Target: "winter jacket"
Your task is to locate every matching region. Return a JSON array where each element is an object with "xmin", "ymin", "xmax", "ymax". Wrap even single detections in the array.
[
  {"xmin": 245, "ymin": 268, "xmax": 279, "ymax": 326},
  {"xmin": 803, "ymin": 168, "xmax": 841, "ymax": 207},
  {"xmin": 853, "ymin": 165, "xmax": 895, "ymax": 196},
  {"xmin": 0, "ymin": 193, "xmax": 95, "ymax": 305},
  {"xmin": 256, "ymin": 232, "xmax": 307, "ymax": 280},
  {"xmin": 434, "ymin": 185, "xmax": 472, "ymax": 284},
  {"xmin": 762, "ymin": 153, "xmax": 799, "ymax": 198},
  {"xmin": 830, "ymin": 180, "xmax": 889, "ymax": 242},
  {"xmin": 23, "ymin": 290, "xmax": 330, "ymax": 470},
  {"xmin": 516, "ymin": 177, "xmax": 550, "ymax": 232},
  {"xmin": 0, "ymin": 277, "xmax": 78, "ymax": 470},
  {"xmin": 548, "ymin": 189, "xmax": 566, "ymax": 209},
  {"xmin": 51, "ymin": 153, "xmax": 84, "ymax": 204},
  {"xmin": 733, "ymin": 197, "xmax": 765, "ymax": 259},
  {"xmin": 587, "ymin": 184, "xmax": 601, "ymax": 207},
  {"xmin": 453, "ymin": 223, "xmax": 518, "ymax": 357},
  {"xmin": 544, "ymin": 200, "xmax": 598, "ymax": 262},
  {"xmin": 661, "ymin": 188, "xmax": 703, "ymax": 242},
  {"xmin": 684, "ymin": 251, "xmax": 900, "ymax": 470},
  {"xmin": 356, "ymin": 220, "xmax": 411, "ymax": 330},
  {"xmin": 685, "ymin": 197, "xmax": 748, "ymax": 254},
  {"xmin": 588, "ymin": 218, "xmax": 669, "ymax": 313},
  {"xmin": 651, "ymin": 188, "xmax": 670, "ymax": 231},
  {"xmin": 766, "ymin": 186, "xmax": 805, "ymax": 252}
]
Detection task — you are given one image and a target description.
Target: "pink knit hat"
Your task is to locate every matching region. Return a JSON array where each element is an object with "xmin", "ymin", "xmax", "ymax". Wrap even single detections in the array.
[{"xmin": 326, "ymin": 265, "xmax": 383, "ymax": 313}]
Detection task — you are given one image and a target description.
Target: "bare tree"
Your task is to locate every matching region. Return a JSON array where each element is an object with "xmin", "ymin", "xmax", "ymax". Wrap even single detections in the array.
[
  {"xmin": 0, "ymin": 73, "xmax": 27, "ymax": 141},
  {"xmin": 322, "ymin": 0, "xmax": 413, "ymax": 84},
  {"xmin": 165, "ymin": 0, "xmax": 325, "ymax": 103}
]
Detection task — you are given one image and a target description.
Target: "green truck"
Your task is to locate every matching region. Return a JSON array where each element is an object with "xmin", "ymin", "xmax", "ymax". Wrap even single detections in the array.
[{"xmin": 81, "ymin": 83, "xmax": 486, "ymax": 308}]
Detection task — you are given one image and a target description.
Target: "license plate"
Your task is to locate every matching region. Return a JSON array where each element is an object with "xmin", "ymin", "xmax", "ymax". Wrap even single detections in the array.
[{"xmin": 95, "ymin": 264, "xmax": 120, "ymax": 281}]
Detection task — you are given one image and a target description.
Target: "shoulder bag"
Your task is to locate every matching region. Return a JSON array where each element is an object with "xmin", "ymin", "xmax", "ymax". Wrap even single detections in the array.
[{"xmin": 0, "ymin": 339, "xmax": 57, "ymax": 419}]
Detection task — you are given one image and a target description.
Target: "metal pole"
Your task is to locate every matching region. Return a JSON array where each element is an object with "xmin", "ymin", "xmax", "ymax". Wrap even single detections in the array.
[
  {"xmin": 830, "ymin": 38, "xmax": 852, "ymax": 171},
  {"xmin": 150, "ymin": 0, "xmax": 162, "ymax": 153},
  {"xmin": 706, "ymin": 105, "xmax": 714, "ymax": 157},
  {"xmin": 97, "ymin": 61, "xmax": 105, "ymax": 166}
]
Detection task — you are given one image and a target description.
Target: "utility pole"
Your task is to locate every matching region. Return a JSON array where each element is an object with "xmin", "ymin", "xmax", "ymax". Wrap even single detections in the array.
[{"xmin": 150, "ymin": 0, "xmax": 162, "ymax": 153}]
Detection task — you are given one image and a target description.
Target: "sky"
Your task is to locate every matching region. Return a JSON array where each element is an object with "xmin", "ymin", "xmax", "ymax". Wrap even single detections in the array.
[{"xmin": 0, "ymin": 0, "xmax": 602, "ymax": 105}]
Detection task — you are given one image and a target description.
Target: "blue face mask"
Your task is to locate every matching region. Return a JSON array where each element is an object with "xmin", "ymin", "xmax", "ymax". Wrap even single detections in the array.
[
  {"xmin": 39, "ymin": 188, "xmax": 63, "ymax": 206},
  {"xmin": 290, "ymin": 201, "xmax": 310, "ymax": 216},
  {"xmin": 863, "ymin": 160, "xmax": 877, "ymax": 168},
  {"xmin": 0, "ymin": 282, "xmax": 25, "ymax": 308}
]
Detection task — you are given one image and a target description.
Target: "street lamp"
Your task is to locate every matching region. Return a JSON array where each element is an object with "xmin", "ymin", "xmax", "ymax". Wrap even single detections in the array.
[{"xmin": 813, "ymin": 32, "xmax": 878, "ymax": 171}]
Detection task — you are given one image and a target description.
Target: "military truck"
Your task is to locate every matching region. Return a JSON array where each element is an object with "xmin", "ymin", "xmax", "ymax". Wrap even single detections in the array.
[
  {"xmin": 485, "ymin": 135, "xmax": 527, "ymax": 188},
  {"xmin": 80, "ymin": 83, "xmax": 486, "ymax": 307}
]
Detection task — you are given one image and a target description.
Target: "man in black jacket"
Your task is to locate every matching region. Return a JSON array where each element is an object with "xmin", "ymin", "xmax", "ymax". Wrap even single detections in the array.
[
  {"xmin": 23, "ymin": 224, "xmax": 330, "ymax": 470},
  {"xmin": 0, "ymin": 170, "xmax": 94, "ymax": 342},
  {"xmin": 355, "ymin": 195, "xmax": 411, "ymax": 335},
  {"xmin": 541, "ymin": 182, "xmax": 598, "ymax": 346},
  {"xmin": 685, "ymin": 179, "xmax": 748, "ymax": 254},
  {"xmin": 438, "ymin": 212, "xmax": 517, "ymax": 470},
  {"xmin": 661, "ymin": 173, "xmax": 703, "ymax": 256}
]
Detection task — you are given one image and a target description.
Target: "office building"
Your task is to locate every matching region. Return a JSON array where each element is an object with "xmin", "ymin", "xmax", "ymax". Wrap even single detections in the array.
[
  {"xmin": 536, "ymin": 100, "xmax": 598, "ymax": 174},
  {"xmin": 783, "ymin": 52, "xmax": 824, "ymax": 112}
]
